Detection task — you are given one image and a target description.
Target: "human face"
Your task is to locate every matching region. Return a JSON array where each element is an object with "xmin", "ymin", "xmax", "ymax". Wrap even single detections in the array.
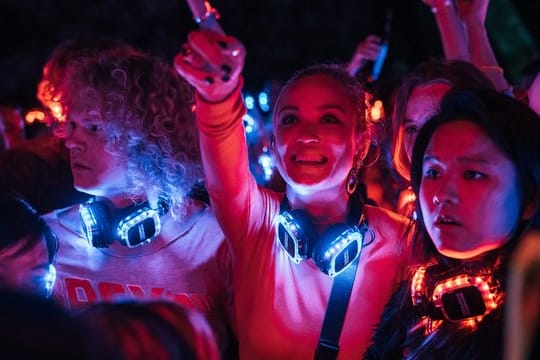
[
  {"xmin": 401, "ymin": 82, "xmax": 451, "ymax": 163},
  {"xmin": 528, "ymin": 72, "xmax": 540, "ymax": 116},
  {"xmin": 0, "ymin": 237, "xmax": 50, "ymax": 296},
  {"xmin": 273, "ymin": 74, "xmax": 360, "ymax": 194},
  {"xmin": 419, "ymin": 120, "xmax": 521, "ymax": 259},
  {"xmin": 63, "ymin": 112, "xmax": 129, "ymax": 198}
]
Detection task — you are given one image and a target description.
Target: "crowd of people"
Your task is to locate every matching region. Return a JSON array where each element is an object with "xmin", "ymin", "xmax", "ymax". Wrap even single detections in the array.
[{"xmin": 0, "ymin": 0, "xmax": 539, "ymax": 359}]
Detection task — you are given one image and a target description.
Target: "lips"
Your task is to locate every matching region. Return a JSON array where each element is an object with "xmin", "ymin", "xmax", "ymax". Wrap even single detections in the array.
[
  {"xmin": 434, "ymin": 214, "xmax": 461, "ymax": 226},
  {"xmin": 293, "ymin": 153, "xmax": 327, "ymax": 165},
  {"xmin": 71, "ymin": 161, "xmax": 91, "ymax": 170}
]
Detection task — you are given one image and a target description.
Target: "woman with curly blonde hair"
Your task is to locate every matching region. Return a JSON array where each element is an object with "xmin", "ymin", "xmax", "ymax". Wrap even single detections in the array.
[{"xmin": 39, "ymin": 38, "xmax": 235, "ymax": 357}]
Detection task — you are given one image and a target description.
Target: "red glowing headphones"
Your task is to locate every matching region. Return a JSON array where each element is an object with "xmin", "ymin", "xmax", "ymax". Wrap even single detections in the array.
[{"xmin": 411, "ymin": 266, "xmax": 502, "ymax": 328}]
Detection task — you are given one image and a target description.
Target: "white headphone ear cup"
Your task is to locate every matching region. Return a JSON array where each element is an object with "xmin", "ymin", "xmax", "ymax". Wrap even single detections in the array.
[
  {"xmin": 276, "ymin": 209, "xmax": 318, "ymax": 262},
  {"xmin": 44, "ymin": 264, "xmax": 57, "ymax": 298}
]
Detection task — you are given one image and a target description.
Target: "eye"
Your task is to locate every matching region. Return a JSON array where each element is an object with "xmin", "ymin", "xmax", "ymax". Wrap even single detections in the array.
[
  {"xmin": 423, "ymin": 167, "xmax": 439, "ymax": 179},
  {"xmin": 405, "ymin": 125, "xmax": 418, "ymax": 135},
  {"xmin": 280, "ymin": 114, "xmax": 297, "ymax": 125},
  {"xmin": 86, "ymin": 123, "xmax": 100, "ymax": 133},
  {"xmin": 463, "ymin": 170, "xmax": 485, "ymax": 180},
  {"xmin": 322, "ymin": 114, "xmax": 340, "ymax": 124}
]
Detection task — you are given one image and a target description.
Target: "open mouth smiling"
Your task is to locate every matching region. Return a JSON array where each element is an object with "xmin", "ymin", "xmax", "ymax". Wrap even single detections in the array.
[{"xmin": 292, "ymin": 153, "xmax": 328, "ymax": 165}]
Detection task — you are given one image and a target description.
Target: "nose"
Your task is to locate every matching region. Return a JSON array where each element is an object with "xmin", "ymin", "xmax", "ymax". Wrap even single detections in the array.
[
  {"xmin": 296, "ymin": 126, "xmax": 320, "ymax": 144},
  {"xmin": 432, "ymin": 179, "xmax": 459, "ymax": 206},
  {"xmin": 63, "ymin": 125, "xmax": 84, "ymax": 152}
]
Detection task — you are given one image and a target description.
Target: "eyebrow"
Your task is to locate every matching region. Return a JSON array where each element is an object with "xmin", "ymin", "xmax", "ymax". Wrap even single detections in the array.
[
  {"xmin": 277, "ymin": 104, "xmax": 346, "ymax": 115},
  {"xmin": 403, "ymin": 118, "xmax": 415, "ymax": 125},
  {"xmin": 423, "ymin": 153, "xmax": 494, "ymax": 165}
]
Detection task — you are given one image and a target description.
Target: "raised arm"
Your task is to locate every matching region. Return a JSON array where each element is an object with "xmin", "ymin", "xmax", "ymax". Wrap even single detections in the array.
[
  {"xmin": 422, "ymin": 0, "xmax": 469, "ymax": 61},
  {"xmin": 455, "ymin": 0, "xmax": 512, "ymax": 93},
  {"xmin": 174, "ymin": 31, "xmax": 256, "ymax": 234},
  {"xmin": 347, "ymin": 34, "xmax": 382, "ymax": 76}
]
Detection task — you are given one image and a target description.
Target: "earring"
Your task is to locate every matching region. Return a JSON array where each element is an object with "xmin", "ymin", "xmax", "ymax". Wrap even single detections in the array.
[{"xmin": 346, "ymin": 156, "xmax": 363, "ymax": 196}]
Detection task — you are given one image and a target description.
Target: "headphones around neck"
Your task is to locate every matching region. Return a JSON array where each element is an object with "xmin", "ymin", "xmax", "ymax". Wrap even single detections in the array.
[
  {"xmin": 411, "ymin": 266, "xmax": 502, "ymax": 328},
  {"xmin": 79, "ymin": 198, "xmax": 168, "ymax": 248},
  {"xmin": 275, "ymin": 195, "xmax": 371, "ymax": 277}
]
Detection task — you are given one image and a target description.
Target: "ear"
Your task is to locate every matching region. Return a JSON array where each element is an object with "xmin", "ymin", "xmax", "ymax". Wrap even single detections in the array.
[{"xmin": 355, "ymin": 136, "xmax": 371, "ymax": 164}]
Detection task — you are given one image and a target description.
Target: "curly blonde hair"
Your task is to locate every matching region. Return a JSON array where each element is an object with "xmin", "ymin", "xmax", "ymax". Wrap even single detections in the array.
[{"xmin": 41, "ymin": 40, "xmax": 202, "ymax": 217}]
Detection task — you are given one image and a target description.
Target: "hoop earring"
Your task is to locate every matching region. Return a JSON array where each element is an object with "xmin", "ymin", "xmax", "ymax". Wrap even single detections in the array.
[{"xmin": 346, "ymin": 157, "xmax": 363, "ymax": 196}]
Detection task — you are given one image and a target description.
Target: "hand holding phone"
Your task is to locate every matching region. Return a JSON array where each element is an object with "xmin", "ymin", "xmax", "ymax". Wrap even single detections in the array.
[{"xmin": 175, "ymin": 0, "xmax": 246, "ymax": 102}]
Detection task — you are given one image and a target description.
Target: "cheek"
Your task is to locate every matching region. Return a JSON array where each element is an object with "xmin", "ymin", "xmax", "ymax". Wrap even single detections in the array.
[
  {"xmin": 479, "ymin": 186, "xmax": 522, "ymax": 237},
  {"xmin": 272, "ymin": 138, "xmax": 287, "ymax": 161},
  {"xmin": 418, "ymin": 182, "xmax": 436, "ymax": 223},
  {"xmin": 404, "ymin": 137, "xmax": 414, "ymax": 161}
]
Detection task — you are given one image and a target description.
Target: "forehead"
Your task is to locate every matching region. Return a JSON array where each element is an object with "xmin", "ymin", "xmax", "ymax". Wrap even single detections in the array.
[
  {"xmin": 277, "ymin": 74, "xmax": 354, "ymax": 107},
  {"xmin": 406, "ymin": 83, "xmax": 451, "ymax": 119},
  {"xmin": 67, "ymin": 107, "xmax": 102, "ymax": 124},
  {"xmin": 426, "ymin": 120, "xmax": 501, "ymax": 158}
]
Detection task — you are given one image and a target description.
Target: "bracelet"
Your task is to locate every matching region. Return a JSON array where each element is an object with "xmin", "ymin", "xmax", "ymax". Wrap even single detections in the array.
[{"xmin": 431, "ymin": 0, "xmax": 453, "ymax": 14}]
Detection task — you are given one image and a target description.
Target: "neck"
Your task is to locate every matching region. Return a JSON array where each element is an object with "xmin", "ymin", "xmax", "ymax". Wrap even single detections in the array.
[{"xmin": 286, "ymin": 187, "xmax": 350, "ymax": 224}]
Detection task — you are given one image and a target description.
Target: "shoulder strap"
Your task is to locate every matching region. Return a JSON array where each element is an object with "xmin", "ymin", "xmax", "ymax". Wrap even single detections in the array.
[{"xmin": 314, "ymin": 255, "xmax": 360, "ymax": 360}]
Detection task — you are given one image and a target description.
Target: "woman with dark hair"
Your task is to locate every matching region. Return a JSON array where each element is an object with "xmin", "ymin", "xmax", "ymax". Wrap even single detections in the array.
[
  {"xmin": 0, "ymin": 191, "xmax": 58, "ymax": 298},
  {"xmin": 365, "ymin": 88, "xmax": 540, "ymax": 359},
  {"xmin": 390, "ymin": 59, "xmax": 495, "ymax": 217}
]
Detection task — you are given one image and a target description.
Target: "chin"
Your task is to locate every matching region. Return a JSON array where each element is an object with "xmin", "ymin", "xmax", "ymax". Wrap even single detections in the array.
[
  {"xmin": 436, "ymin": 245, "xmax": 501, "ymax": 260},
  {"xmin": 73, "ymin": 183, "xmax": 100, "ymax": 197}
]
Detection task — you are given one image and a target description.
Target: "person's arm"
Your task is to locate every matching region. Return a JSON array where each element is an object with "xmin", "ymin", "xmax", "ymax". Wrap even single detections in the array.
[
  {"xmin": 347, "ymin": 34, "xmax": 382, "ymax": 76},
  {"xmin": 422, "ymin": 0, "xmax": 469, "ymax": 61},
  {"xmin": 456, "ymin": 0, "xmax": 512, "ymax": 93},
  {"xmin": 174, "ymin": 31, "xmax": 257, "ymax": 239}
]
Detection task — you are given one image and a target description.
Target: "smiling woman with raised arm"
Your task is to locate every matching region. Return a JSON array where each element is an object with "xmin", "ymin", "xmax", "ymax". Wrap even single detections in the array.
[{"xmin": 174, "ymin": 29, "xmax": 413, "ymax": 359}]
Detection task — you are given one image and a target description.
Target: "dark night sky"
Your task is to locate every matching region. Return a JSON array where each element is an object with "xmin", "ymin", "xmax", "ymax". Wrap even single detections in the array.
[{"xmin": 0, "ymin": 0, "xmax": 539, "ymax": 110}]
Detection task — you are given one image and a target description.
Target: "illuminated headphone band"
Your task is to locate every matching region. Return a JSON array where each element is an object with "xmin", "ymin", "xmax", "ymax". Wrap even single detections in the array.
[
  {"xmin": 80, "ymin": 198, "xmax": 169, "ymax": 248},
  {"xmin": 411, "ymin": 266, "xmax": 502, "ymax": 326},
  {"xmin": 276, "ymin": 193, "xmax": 371, "ymax": 277}
]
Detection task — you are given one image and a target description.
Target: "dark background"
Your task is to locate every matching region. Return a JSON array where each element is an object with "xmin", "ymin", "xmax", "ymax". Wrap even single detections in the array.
[{"xmin": 1, "ymin": 0, "xmax": 539, "ymax": 111}]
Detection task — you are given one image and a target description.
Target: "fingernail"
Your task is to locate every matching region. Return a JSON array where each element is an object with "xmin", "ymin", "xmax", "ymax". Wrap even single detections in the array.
[
  {"xmin": 204, "ymin": 77, "xmax": 214, "ymax": 85},
  {"xmin": 217, "ymin": 40, "xmax": 228, "ymax": 49},
  {"xmin": 221, "ymin": 75, "xmax": 230, "ymax": 82},
  {"xmin": 221, "ymin": 64, "xmax": 231, "ymax": 74}
]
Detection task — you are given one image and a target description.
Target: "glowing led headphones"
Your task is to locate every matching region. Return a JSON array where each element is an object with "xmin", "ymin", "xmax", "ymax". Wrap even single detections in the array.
[
  {"xmin": 79, "ymin": 198, "xmax": 168, "ymax": 248},
  {"xmin": 275, "ymin": 196, "xmax": 371, "ymax": 277},
  {"xmin": 411, "ymin": 266, "xmax": 501, "ymax": 328}
]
